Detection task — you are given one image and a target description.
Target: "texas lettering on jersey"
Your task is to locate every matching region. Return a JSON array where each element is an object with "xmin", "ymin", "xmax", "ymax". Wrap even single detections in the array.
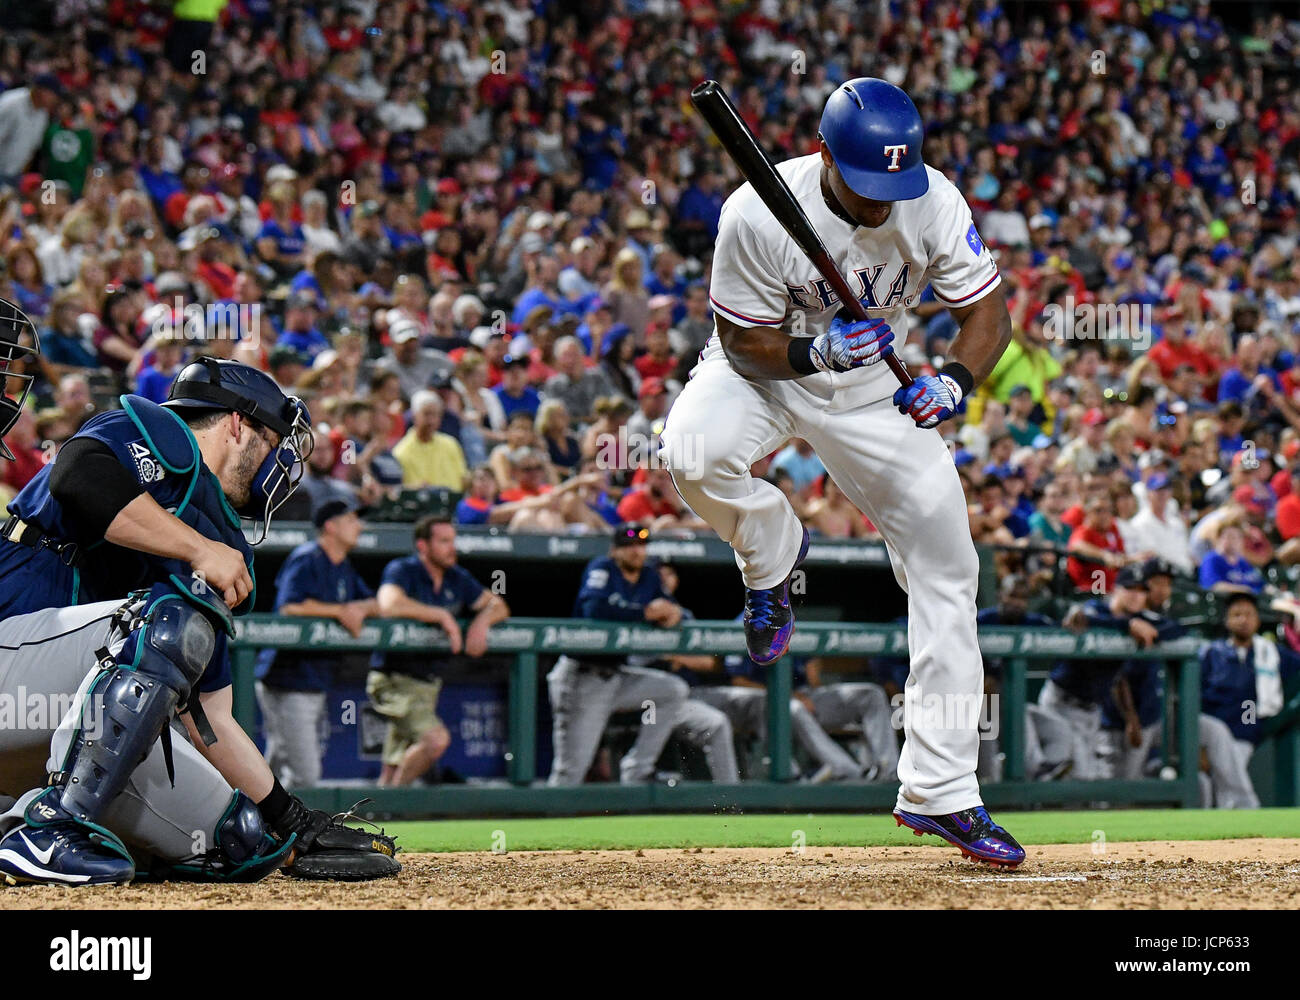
[{"xmin": 708, "ymin": 154, "xmax": 1000, "ymax": 341}]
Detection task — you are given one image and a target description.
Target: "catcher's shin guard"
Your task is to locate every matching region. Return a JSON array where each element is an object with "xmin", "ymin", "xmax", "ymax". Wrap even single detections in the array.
[
  {"xmin": 57, "ymin": 586, "xmax": 224, "ymax": 825},
  {"xmin": 144, "ymin": 791, "xmax": 295, "ymax": 883}
]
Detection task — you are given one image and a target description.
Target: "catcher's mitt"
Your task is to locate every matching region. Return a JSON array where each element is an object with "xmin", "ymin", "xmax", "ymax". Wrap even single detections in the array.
[{"xmin": 276, "ymin": 798, "xmax": 402, "ymax": 882}]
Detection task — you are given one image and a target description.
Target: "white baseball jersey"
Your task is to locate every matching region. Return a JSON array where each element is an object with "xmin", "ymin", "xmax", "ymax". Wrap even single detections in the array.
[
  {"xmin": 662, "ymin": 153, "xmax": 1001, "ymax": 816},
  {"xmin": 706, "ymin": 153, "xmax": 1000, "ymax": 403}
]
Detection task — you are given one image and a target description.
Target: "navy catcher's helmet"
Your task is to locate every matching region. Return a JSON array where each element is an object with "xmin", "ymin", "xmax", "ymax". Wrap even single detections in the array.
[
  {"xmin": 163, "ymin": 357, "xmax": 313, "ymax": 537},
  {"xmin": 818, "ymin": 78, "xmax": 928, "ymax": 202},
  {"xmin": 0, "ymin": 297, "xmax": 39, "ymax": 462}
]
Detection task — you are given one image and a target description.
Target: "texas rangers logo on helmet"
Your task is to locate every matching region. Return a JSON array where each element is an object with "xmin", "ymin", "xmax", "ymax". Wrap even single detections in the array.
[{"xmin": 883, "ymin": 144, "xmax": 909, "ymax": 171}]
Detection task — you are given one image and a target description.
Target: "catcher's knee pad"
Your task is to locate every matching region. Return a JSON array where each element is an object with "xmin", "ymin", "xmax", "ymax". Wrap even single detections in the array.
[
  {"xmin": 118, "ymin": 586, "xmax": 222, "ymax": 695},
  {"xmin": 147, "ymin": 791, "xmax": 294, "ymax": 883},
  {"xmin": 57, "ymin": 586, "xmax": 226, "ymax": 824}
]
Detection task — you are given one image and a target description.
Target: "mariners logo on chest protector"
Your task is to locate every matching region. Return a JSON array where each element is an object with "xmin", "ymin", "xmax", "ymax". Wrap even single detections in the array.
[{"xmin": 128, "ymin": 441, "xmax": 165, "ymax": 484}]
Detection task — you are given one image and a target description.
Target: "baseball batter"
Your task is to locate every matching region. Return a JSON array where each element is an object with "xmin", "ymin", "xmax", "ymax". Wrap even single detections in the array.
[
  {"xmin": 661, "ymin": 78, "xmax": 1024, "ymax": 866},
  {"xmin": 0, "ymin": 333, "xmax": 396, "ymax": 885}
]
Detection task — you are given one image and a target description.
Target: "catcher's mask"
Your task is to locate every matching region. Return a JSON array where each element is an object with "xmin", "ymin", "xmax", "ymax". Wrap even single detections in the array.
[
  {"xmin": 0, "ymin": 297, "xmax": 39, "ymax": 462},
  {"xmin": 162, "ymin": 357, "xmax": 314, "ymax": 543}
]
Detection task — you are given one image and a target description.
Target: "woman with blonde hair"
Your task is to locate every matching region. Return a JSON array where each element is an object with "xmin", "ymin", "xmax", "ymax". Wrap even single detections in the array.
[
  {"xmin": 536, "ymin": 398, "xmax": 581, "ymax": 476},
  {"xmin": 602, "ymin": 246, "xmax": 650, "ymax": 338}
]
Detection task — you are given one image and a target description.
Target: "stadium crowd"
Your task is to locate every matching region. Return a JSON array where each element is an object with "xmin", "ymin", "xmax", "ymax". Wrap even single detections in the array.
[{"xmin": 1, "ymin": 0, "xmax": 1300, "ymax": 803}]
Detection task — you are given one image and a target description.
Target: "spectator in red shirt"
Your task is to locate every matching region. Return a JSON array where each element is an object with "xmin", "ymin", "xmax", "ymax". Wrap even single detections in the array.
[
  {"xmin": 0, "ymin": 406, "xmax": 43, "ymax": 493},
  {"xmin": 1067, "ymin": 494, "xmax": 1129, "ymax": 592},
  {"xmin": 615, "ymin": 466, "xmax": 708, "ymax": 533},
  {"xmin": 499, "ymin": 447, "xmax": 554, "ymax": 503},
  {"xmin": 634, "ymin": 322, "xmax": 678, "ymax": 383},
  {"xmin": 1144, "ymin": 320, "xmax": 1215, "ymax": 380}
]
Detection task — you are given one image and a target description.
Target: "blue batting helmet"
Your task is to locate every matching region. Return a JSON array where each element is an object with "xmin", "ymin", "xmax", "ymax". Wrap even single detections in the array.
[{"xmin": 818, "ymin": 78, "xmax": 928, "ymax": 202}]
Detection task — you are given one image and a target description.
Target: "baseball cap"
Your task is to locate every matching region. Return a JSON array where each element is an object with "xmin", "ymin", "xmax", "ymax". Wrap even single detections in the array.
[
  {"xmin": 389, "ymin": 319, "xmax": 420, "ymax": 343},
  {"xmin": 1008, "ymin": 383, "xmax": 1032, "ymax": 398},
  {"xmin": 638, "ymin": 377, "xmax": 667, "ymax": 400},
  {"xmin": 519, "ymin": 232, "xmax": 545, "ymax": 253},
  {"xmin": 32, "ymin": 73, "xmax": 64, "ymax": 96},
  {"xmin": 611, "ymin": 522, "xmax": 651, "ymax": 547},
  {"xmin": 625, "ymin": 208, "xmax": 652, "ymax": 230},
  {"xmin": 1082, "ymin": 408, "xmax": 1106, "ymax": 427},
  {"xmin": 952, "ymin": 448, "xmax": 977, "ymax": 468},
  {"xmin": 648, "ymin": 294, "xmax": 676, "ymax": 311},
  {"xmin": 313, "ymin": 496, "xmax": 365, "ymax": 529},
  {"xmin": 570, "ymin": 236, "xmax": 596, "ymax": 254},
  {"xmin": 1232, "ymin": 484, "xmax": 1269, "ymax": 513},
  {"xmin": 1140, "ymin": 556, "xmax": 1175, "ymax": 581},
  {"xmin": 286, "ymin": 290, "xmax": 319, "ymax": 311},
  {"xmin": 526, "ymin": 211, "xmax": 554, "ymax": 231},
  {"xmin": 502, "ymin": 353, "xmax": 530, "ymax": 369},
  {"xmin": 1146, "ymin": 472, "xmax": 1172, "ymax": 491},
  {"xmin": 1115, "ymin": 563, "xmax": 1146, "ymax": 589}
]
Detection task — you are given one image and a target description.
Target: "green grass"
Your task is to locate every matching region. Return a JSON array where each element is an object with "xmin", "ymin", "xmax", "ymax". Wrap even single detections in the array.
[{"xmin": 384, "ymin": 808, "xmax": 1300, "ymax": 853}]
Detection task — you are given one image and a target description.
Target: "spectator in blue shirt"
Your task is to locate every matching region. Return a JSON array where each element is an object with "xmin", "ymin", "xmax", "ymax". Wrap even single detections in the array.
[
  {"xmin": 1198, "ymin": 520, "xmax": 1264, "ymax": 594},
  {"xmin": 1198, "ymin": 593, "xmax": 1300, "ymax": 808},
  {"xmin": 771, "ymin": 439, "xmax": 826, "ymax": 493},
  {"xmin": 275, "ymin": 292, "xmax": 330, "ymax": 362},
  {"xmin": 370, "ymin": 515, "xmax": 510, "ymax": 786},
  {"xmin": 1216, "ymin": 334, "xmax": 1280, "ymax": 405},
  {"xmin": 546, "ymin": 523, "xmax": 690, "ymax": 786},
  {"xmin": 134, "ymin": 333, "xmax": 186, "ymax": 404},
  {"xmin": 493, "ymin": 353, "xmax": 541, "ymax": 421},
  {"xmin": 255, "ymin": 498, "xmax": 378, "ymax": 788},
  {"xmin": 41, "ymin": 291, "xmax": 99, "ymax": 373}
]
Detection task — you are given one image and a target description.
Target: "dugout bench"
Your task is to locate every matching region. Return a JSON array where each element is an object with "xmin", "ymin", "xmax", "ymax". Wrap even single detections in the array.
[{"xmin": 228, "ymin": 617, "xmax": 1300, "ymax": 817}]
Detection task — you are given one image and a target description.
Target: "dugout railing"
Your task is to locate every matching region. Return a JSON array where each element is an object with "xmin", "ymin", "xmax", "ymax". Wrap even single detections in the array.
[{"xmin": 228, "ymin": 616, "xmax": 1300, "ymax": 817}]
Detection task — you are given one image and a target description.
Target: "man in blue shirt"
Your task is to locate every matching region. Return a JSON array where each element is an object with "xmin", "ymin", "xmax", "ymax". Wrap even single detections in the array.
[
  {"xmin": 370, "ymin": 515, "xmax": 510, "ymax": 786},
  {"xmin": 255, "ymin": 497, "xmax": 377, "ymax": 788},
  {"xmin": 275, "ymin": 292, "xmax": 330, "ymax": 363},
  {"xmin": 976, "ymin": 574, "xmax": 1066, "ymax": 781},
  {"xmin": 493, "ymin": 353, "xmax": 541, "ymax": 421},
  {"xmin": 1100, "ymin": 559, "xmax": 1176, "ymax": 779},
  {"xmin": 1042, "ymin": 562, "xmax": 1185, "ymax": 779},
  {"xmin": 1198, "ymin": 593, "xmax": 1300, "ymax": 808},
  {"xmin": 546, "ymin": 523, "xmax": 690, "ymax": 786}
]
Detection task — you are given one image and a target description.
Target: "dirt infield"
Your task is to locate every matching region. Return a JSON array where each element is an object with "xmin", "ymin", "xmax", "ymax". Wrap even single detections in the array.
[{"xmin": 4, "ymin": 837, "xmax": 1299, "ymax": 909}]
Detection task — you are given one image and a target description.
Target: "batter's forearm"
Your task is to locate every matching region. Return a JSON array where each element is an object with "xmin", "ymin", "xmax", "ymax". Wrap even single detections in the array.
[
  {"xmin": 717, "ymin": 316, "xmax": 804, "ymax": 380},
  {"xmin": 945, "ymin": 293, "xmax": 1013, "ymax": 387}
]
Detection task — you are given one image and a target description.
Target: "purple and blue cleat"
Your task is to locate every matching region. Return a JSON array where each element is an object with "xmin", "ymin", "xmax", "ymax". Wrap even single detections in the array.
[
  {"xmin": 894, "ymin": 806, "xmax": 1026, "ymax": 869},
  {"xmin": 743, "ymin": 527, "xmax": 811, "ymax": 666}
]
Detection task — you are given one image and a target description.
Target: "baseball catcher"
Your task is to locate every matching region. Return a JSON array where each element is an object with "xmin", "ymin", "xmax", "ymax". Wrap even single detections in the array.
[{"xmin": 0, "ymin": 319, "xmax": 398, "ymax": 885}]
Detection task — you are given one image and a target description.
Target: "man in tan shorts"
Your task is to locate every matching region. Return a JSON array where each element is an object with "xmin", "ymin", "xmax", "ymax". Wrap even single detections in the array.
[{"xmin": 368, "ymin": 515, "xmax": 510, "ymax": 785}]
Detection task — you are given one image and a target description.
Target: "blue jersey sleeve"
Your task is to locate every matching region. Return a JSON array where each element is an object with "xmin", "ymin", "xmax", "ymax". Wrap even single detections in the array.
[
  {"xmin": 379, "ymin": 556, "xmax": 417, "ymax": 594},
  {"xmin": 274, "ymin": 548, "xmax": 324, "ymax": 609},
  {"xmin": 450, "ymin": 566, "xmax": 487, "ymax": 611}
]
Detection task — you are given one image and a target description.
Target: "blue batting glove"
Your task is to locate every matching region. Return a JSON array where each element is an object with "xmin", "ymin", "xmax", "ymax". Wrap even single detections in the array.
[
  {"xmin": 809, "ymin": 315, "xmax": 894, "ymax": 373},
  {"xmin": 893, "ymin": 372, "xmax": 964, "ymax": 429}
]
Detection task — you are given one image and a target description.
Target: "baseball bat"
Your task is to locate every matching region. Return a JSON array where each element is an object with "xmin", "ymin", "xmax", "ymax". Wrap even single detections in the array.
[{"xmin": 689, "ymin": 79, "xmax": 913, "ymax": 388}]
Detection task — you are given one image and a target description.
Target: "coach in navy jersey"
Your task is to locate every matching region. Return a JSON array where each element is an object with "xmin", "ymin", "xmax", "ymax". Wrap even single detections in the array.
[
  {"xmin": 369, "ymin": 515, "xmax": 509, "ymax": 786},
  {"xmin": 546, "ymin": 523, "xmax": 689, "ymax": 786},
  {"xmin": 256, "ymin": 497, "xmax": 377, "ymax": 788}
]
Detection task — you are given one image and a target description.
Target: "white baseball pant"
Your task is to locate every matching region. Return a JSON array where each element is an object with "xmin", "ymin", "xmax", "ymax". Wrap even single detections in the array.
[{"xmin": 662, "ymin": 353, "xmax": 984, "ymax": 814}]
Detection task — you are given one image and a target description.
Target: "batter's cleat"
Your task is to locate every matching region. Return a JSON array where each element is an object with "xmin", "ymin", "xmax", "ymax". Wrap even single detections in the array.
[
  {"xmin": 743, "ymin": 527, "xmax": 811, "ymax": 665},
  {"xmin": 0, "ymin": 822, "xmax": 135, "ymax": 886},
  {"xmin": 894, "ymin": 806, "xmax": 1026, "ymax": 869}
]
